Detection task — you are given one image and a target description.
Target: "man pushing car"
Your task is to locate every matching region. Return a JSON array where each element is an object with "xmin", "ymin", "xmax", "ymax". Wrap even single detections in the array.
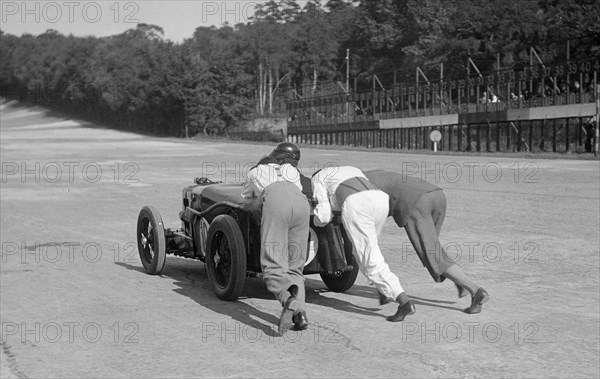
[
  {"xmin": 311, "ymin": 166, "xmax": 416, "ymax": 322},
  {"xmin": 364, "ymin": 169, "xmax": 489, "ymax": 314},
  {"xmin": 242, "ymin": 143, "xmax": 310, "ymax": 335}
]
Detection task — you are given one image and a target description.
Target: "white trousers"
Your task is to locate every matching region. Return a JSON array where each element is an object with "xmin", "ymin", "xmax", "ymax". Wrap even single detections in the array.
[{"xmin": 341, "ymin": 190, "xmax": 405, "ymax": 299}]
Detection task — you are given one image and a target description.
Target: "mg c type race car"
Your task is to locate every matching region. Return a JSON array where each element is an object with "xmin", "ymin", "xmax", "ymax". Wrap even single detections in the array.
[{"xmin": 136, "ymin": 177, "xmax": 359, "ymax": 300}]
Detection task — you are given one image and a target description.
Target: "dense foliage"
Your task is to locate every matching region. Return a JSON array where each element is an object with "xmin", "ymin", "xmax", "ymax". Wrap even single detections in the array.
[{"xmin": 1, "ymin": 0, "xmax": 598, "ymax": 136}]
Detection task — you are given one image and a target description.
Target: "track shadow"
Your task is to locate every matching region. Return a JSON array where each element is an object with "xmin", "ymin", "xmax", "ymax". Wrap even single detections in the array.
[
  {"xmin": 115, "ymin": 262, "xmax": 147, "ymax": 274},
  {"xmin": 304, "ymin": 278, "xmax": 386, "ymax": 318},
  {"xmin": 116, "ymin": 259, "xmax": 467, "ymax": 328},
  {"xmin": 116, "ymin": 259, "xmax": 299, "ymax": 337},
  {"xmin": 116, "ymin": 259, "xmax": 279, "ymax": 334},
  {"xmin": 304, "ymin": 278, "xmax": 467, "ymax": 313},
  {"xmin": 115, "ymin": 258, "xmax": 392, "ymax": 335},
  {"xmin": 404, "ymin": 295, "xmax": 465, "ymax": 312}
]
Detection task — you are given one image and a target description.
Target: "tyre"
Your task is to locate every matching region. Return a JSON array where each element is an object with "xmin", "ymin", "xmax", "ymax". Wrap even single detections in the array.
[
  {"xmin": 205, "ymin": 215, "xmax": 247, "ymax": 300},
  {"xmin": 320, "ymin": 255, "xmax": 359, "ymax": 292},
  {"xmin": 137, "ymin": 206, "xmax": 167, "ymax": 275}
]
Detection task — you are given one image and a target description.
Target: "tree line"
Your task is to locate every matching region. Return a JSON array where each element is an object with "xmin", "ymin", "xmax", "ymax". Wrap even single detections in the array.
[{"xmin": 1, "ymin": 0, "xmax": 598, "ymax": 137}]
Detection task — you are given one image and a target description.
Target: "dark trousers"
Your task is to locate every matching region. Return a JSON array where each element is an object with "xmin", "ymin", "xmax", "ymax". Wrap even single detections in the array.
[
  {"xmin": 401, "ymin": 190, "xmax": 455, "ymax": 282},
  {"xmin": 260, "ymin": 181, "xmax": 310, "ymax": 311}
]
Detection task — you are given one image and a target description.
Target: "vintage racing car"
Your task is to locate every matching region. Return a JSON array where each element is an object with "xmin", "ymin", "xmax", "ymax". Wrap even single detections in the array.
[{"xmin": 136, "ymin": 177, "xmax": 359, "ymax": 300}]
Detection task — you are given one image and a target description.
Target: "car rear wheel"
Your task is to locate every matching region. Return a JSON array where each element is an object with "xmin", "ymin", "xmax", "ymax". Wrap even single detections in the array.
[
  {"xmin": 320, "ymin": 256, "xmax": 359, "ymax": 292},
  {"xmin": 137, "ymin": 206, "xmax": 167, "ymax": 275},
  {"xmin": 205, "ymin": 215, "xmax": 247, "ymax": 301}
]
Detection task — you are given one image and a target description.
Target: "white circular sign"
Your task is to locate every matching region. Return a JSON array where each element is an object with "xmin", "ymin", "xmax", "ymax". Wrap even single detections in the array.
[{"xmin": 430, "ymin": 130, "xmax": 442, "ymax": 142}]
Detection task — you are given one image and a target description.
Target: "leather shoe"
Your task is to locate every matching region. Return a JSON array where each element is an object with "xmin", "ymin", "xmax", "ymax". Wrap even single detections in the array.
[
  {"xmin": 386, "ymin": 300, "xmax": 416, "ymax": 322},
  {"xmin": 464, "ymin": 287, "xmax": 489, "ymax": 314},
  {"xmin": 456, "ymin": 283, "xmax": 469, "ymax": 298},
  {"xmin": 378, "ymin": 291, "xmax": 393, "ymax": 305},
  {"xmin": 278, "ymin": 296, "xmax": 297, "ymax": 335},
  {"xmin": 292, "ymin": 311, "xmax": 308, "ymax": 331}
]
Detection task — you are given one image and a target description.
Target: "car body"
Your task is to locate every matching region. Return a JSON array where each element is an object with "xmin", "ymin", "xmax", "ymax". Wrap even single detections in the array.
[{"xmin": 136, "ymin": 177, "xmax": 358, "ymax": 300}]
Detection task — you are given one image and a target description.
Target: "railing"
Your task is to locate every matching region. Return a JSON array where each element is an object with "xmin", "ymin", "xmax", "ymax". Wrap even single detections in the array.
[{"xmin": 287, "ymin": 57, "xmax": 599, "ymax": 132}]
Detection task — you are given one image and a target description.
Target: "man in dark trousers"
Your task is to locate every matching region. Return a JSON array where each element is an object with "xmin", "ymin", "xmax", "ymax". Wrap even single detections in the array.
[
  {"xmin": 242, "ymin": 143, "xmax": 310, "ymax": 334},
  {"xmin": 364, "ymin": 169, "xmax": 489, "ymax": 315}
]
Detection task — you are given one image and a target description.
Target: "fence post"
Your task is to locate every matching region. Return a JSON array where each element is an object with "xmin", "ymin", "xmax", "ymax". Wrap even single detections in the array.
[
  {"xmin": 466, "ymin": 123, "xmax": 472, "ymax": 151},
  {"xmin": 596, "ymin": 70, "xmax": 599, "ymax": 158},
  {"xmin": 578, "ymin": 116, "xmax": 583, "ymax": 148},
  {"xmin": 529, "ymin": 120, "xmax": 534, "ymax": 153},
  {"xmin": 495, "ymin": 121, "xmax": 500, "ymax": 152},
  {"xmin": 552, "ymin": 119, "xmax": 557, "ymax": 152},
  {"xmin": 540, "ymin": 119, "xmax": 545, "ymax": 151},
  {"xmin": 486, "ymin": 122, "xmax": 491, "ymax": 152},
  {"xmin": 566, "ymin": 119, "xmax": 571, "ymax": 152},
  {"xmin": 440, "ymin": 125, "xmax": 445, "ymax": 151},
  {"xmin": 517, "ymin": 120, "xmax": 522, "ymax": 152},
  {"xmin": 507, "ymin": 122, "xmax": 511, "ymax": 151}
]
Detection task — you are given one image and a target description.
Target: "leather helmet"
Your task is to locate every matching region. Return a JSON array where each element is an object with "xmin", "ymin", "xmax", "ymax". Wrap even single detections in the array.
[{"xmin": 268, "ymin": 142, "xmax": 301, "ymax": 161}]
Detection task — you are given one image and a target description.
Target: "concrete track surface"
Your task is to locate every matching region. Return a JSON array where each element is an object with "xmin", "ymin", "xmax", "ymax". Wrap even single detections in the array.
[{"xmin": 1, "ymin": 101, "xmax": 599, "ymax": 378}]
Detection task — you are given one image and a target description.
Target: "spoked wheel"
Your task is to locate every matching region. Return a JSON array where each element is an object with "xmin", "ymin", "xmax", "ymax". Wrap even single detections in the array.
[
  {"xmin": 136, "ymin": 206, "xmax": 167, "ymax": 275},
  {"xmin": 205, "ymin": 215, "xmax": 246, "ymax": 301}
]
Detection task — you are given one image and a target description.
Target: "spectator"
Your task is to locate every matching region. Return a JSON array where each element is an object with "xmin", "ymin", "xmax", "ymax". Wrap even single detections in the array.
[
  {"xmin": 535, "ymin": 85, "xmax": 544, "ymax": 98},
  {"xmin": 585, "ymin": 116, "xmax": 597, "ymax": 153},
  {"xmin": 559, "ymin": 82, "xmax": 567, "ymax": 95},
  {"xmin": 480, "ymin": 91, "xmax": 488, "ymax": 103},
  {"xmin": 355, "ymin": 102, "xmax": 363, "ymax": 115}
]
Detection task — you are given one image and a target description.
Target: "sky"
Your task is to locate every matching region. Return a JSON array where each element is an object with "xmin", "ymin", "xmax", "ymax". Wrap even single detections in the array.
[{"xmin": 0, "ymin": 0, "xmax": 309, "ymax": 42}]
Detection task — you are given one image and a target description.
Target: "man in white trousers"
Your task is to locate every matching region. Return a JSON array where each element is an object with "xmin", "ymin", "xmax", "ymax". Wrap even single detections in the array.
[{"xmin": 311, "ymin": 166, "xmax": 415, "ymax": 322}]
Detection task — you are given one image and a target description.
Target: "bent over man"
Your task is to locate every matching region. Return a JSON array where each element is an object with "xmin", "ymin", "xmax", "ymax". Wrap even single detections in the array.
[
  {"xmin": 242, "ymin": 149, "xmax": 310, "ymax": 334},
  {"xmin": 311, "ymin": 166, "xmax": 415, "ymax": 322},
  {"xmin": 364, "ymin": 169, "xmax": 489, "ymax": 314}
]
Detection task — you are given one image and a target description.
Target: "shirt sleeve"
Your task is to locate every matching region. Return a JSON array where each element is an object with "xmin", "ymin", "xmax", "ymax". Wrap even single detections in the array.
[
  {"xmin": 241, "ymin": 168, "xmax": 259, "ymax": 199},
  {"xmin": 311, "ymin": 174, "xmax": 332, "ymax": 226}
]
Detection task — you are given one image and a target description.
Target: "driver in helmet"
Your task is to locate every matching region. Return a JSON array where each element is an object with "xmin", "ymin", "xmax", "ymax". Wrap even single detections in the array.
[
  {"xmin": 267, "ymin": 142, "xmax": 313, "ymax": 199},
  {"xmin": 242, "ymin": 142, "xmax": 310, "ymax": 335}
]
